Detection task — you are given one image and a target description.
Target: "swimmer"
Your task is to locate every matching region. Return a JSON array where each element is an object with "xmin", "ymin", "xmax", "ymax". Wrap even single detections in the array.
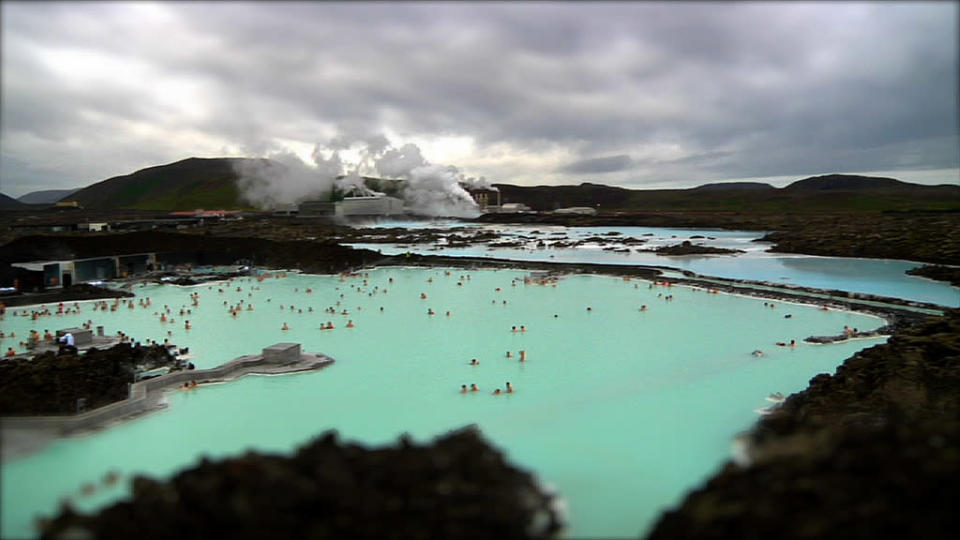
[
  {"xmin": 185, "ymin": 320, "xmax": 191, "ymax": 330},
  {"xmin": 520, "ymin": 325, "xmax": 526, "ymax": 332},
  {"xmin": 470, "ymin": 359, "xmax": 479, "ymax": 365},
  {"xmin": 470, "ymin": 383, "xmax": 479, "ymax": 392},
  {"xmin": 511, "ymin": 326, "xmax": 517, "ymax": 332},
  {"xmin": 446, "ymin": 311, "xmax": 451, "ymax": 316},
  {"xmin": 282, "ymin": 322, "xmax": 290, "ymax": 330},
  {"xmin": 346, "ymin": 320, "xmax": 355, "ymax": 328},
  {"xmin": 519, "ymin": 350, "xmax": 526, "ymax": 362},
  {"xmin": 421, "ymin": 293, "xmax": 427, "ymax": 299},
  {"xmin": 586, "ymin": 307, "xmax": 592, "ymax": 312},
  {"xmin": 428, "ymin": 309, "xmax": 435, "ymax": 315},
  {"xmin": 493, "ymin": 388, "xmax": 502, "ymax": 395},
  {"xmin": 640, "ymin": 305, "xmax": 648, "ymax": 312},
  {"xmin": 506, "ymin": 381, "xmax": 514, "ymax": 393},
  {"xmin": 751, "ymin": 350, "xmax": 765, "ymax": 357},
  {"xmin": 506, "ymin": 351, "xmax": 513, "ymax": 358},
  {"xmin": 460, "ymin": 384, "xmax": 468, "ymax": 394}
]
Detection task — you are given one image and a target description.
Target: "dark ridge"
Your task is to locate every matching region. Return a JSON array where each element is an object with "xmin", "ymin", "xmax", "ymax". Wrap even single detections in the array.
[
  {"xmin": 690, "ymin": 182, "xmax": 775, "ymax": 191},
  {"xmin": 0, "ymin": 192, "xmax": 27, "ymax": 210},
  {"xmin": 784, "ymin": 173, "xmax": 912, "ymax": 191},
  {"xmin": 491, "ymin": 182, "xmax": 631, "ymax": 211},
  {"xmin": 65, "ymin": 157, "xmax": 262, "ymax": 210},
  {"xmin": 17, "ymin": 188, "xmax": 82, "ymax": 205}
]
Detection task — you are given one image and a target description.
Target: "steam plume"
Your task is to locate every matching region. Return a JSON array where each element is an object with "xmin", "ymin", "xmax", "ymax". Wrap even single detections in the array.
[{"xmin": 234, "ymin": 134, "xmax": 482, "ymax": 217}]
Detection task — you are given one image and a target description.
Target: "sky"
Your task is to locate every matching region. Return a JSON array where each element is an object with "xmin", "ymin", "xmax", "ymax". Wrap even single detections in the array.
[{"xmin": 1, "ymin": 1, "xmax": 958, "ymax": 198}]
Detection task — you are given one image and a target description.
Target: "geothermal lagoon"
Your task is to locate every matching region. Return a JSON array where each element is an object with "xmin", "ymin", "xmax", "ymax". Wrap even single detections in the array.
[{"xmin": 1, "ymin": 255, "xmax": 896, "ymax": 538}]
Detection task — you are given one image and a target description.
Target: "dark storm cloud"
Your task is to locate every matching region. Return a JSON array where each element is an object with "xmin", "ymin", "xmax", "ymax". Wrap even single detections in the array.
[{"xmin": 1, "ymin": 1, "xmax": 956, "ymax": 196}]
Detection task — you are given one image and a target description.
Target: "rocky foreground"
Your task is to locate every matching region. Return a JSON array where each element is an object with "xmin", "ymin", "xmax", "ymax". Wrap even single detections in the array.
[
  {"xmin": 647, "ymin": 309, "xmax": 960, "ymax": 539},
  {"xmin": 40, "ymin": 426, "xmax": 564, "ymax": 540}
]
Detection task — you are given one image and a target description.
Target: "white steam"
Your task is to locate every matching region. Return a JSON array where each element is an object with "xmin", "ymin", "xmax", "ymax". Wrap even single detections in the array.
[
  {"xmin": 234, "ymin": 134, "xmax": 482, "ymax": 217},
  {"xmin": 235, "ymin": 149, "xmax": 336, "ymax": 208}
]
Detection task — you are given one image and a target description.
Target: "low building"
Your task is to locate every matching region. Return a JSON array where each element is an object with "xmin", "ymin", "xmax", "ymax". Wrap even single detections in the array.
[
  {"xmin": 498, "ymin": 203, "xmax": 532, "ymax": 213},
  {"xmin": 11, "ymin": 253, "xmax": 156, "ymax": 288},
  {"xmin": 553, "ymin": 207, "xmax": 597, "ymax": 215}
]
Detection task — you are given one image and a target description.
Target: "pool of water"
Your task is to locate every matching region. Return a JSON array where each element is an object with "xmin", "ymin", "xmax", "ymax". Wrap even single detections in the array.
[
  {"xmin": 345, "ymin": 224, "xmax": 959, "ymax": 307},
  {"xmin": 1, "ymin": 268, "xmax": 886, "ymax": 538}
]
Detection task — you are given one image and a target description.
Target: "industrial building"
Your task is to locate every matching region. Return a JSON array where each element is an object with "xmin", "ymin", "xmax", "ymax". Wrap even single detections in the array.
[{"xmin": 298, "ymin": 195, "xmax": 405, "ymax": 217}]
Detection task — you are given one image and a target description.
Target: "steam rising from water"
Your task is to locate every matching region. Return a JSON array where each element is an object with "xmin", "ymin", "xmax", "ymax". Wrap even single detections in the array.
[{"xmin": 234, "ymin": 136, "xmax": 482, "ymax": 217}]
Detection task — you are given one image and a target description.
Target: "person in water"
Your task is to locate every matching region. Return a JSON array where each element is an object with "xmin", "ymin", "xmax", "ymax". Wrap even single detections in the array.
[
  {"xmin": 493, "ymin": 388, "xmax": 502, "ymax": 395},
  {"xmin": 460, "ymin": 384, "xmax": 468, "ymax": 394},
  {"xmin": 470, "ymin": 359, "xmax": 479, "ymax": 365},
  {"xmin": 470, "ymin": 384, "xmax": 479, "ymax": 392},
  {"xmin": 506, "ymin": 381, "xmax": 514, "ymax": 393}
]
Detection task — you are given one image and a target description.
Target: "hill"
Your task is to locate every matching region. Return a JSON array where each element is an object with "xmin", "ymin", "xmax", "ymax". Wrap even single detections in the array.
[
  {"xmin": 0, "ymin": 193, "xmax": 26, "ymax": 210},
  {"xmin": 65, "ymin": 157, "xmax": 257, "ymax": 210},
  {"xmin": 784, "ymin": 174, "xmax": 912, "ymax": 191},
  {"xmin": 691, "ymin": 182, "xmax": 775, "ymax": 191},
  {"xmin": 17, "ymin": 188, "xmax": 81, "ymax": 204},
  {"xmin": 44, "ymin": 159, "xmax": 960, "ymax": 213},
  {"xmin": 494, "ymin": 174, "xmax": 959, "ymax": 213}
]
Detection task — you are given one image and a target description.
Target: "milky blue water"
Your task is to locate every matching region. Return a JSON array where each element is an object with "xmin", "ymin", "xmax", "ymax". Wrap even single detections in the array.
[
  {"xmin": 346, "ymin": 223, "xmax": 959, "ymax": 307},
  {"xmin": 1, "ymin": 268, "xmax": 888, "ymax": 538}
]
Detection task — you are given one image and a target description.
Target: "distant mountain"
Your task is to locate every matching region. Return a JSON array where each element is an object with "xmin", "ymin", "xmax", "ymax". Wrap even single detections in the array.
[
  {"xmin": 691, "ymin": 182, "xmax": 775, "ymax": 191},
  {"xmin": 66, "ymin": 157, "xmax": 258, "ymax": 210},
  {"xmin": 0, "ymin": 192, "xmax": 27, "ymax": 210},
  {"xmin": 784, "ymin": 174, "xmax": 913, "ymax": 191},
  {"xmin": 17, "ymin": 188, "xmax": 81, "ymax": 204},
  {"xmin": 492, "ymin": 182, "xmax": 632, "ymax": 211},
  {"xmin": 35, "ymin": 157, "xmax": 960, "ymax": 213}
]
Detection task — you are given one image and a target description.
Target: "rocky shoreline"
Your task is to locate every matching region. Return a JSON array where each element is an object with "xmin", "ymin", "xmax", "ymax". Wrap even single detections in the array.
[
  {"xmin": 476, "ymin": 211, "xmax": 960, "ymax": 268},
  {"xmin": 646, "ymin": 309, "xmax": 960, "ymax": 540},
  {"xmin": 39, "ymin": 426, "xmax": 565, "ymax": 540},
  {"xmin": 0, "ymin": 344, "xmax": 180, "ymax": 415}
]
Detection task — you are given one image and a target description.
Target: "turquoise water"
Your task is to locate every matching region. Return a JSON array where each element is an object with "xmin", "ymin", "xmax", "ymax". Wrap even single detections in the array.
[
  {"xmin": 346, "ymin": 224, "xmax": 959, "ymax": 307},
  {"xmin": 2, "ymin": 268, "xmax": 886, "ymax": 538}
]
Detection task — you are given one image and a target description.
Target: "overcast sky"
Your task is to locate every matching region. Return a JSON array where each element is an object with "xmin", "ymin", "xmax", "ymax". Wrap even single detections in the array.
[{"xmin": 2, "ymin": 1, "xmax": 957, "ymax": 197}]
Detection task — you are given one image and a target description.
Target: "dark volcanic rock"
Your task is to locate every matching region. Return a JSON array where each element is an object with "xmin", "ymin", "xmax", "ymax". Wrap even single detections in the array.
[
  {"xmin": 0, "ymin": 284, "xmax": 133, "ymax": 307},
  {"xmin": 654, "ymin": 241, "xmax": 744, "ymax": 256},
  {"xmin": 41, "ymin": 426, "xmax": 564, "ymax": 540},
  {"xmin": 906, "ymin": 264, "xmax": 960, "ymax": 287},
  {"xmin": 646, "ymin": 309, "xmax": 960, "ymax": 540},
  {"xmin": 0, "ymin": 231, "xmax": 383, "ymax": 278},
  {"xmin": 0, "ymin": 344, "xmax": 177, "ymax": 415}
]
